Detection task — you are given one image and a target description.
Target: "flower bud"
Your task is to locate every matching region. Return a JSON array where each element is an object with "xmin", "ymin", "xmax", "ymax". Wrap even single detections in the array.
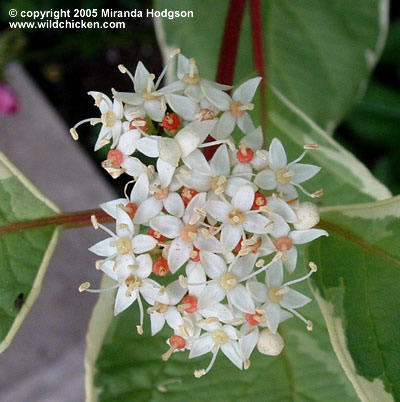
[
  {"xmin": 257, "ymin": 328, "xmax": 284, "ymax": 356},
  {"xmin": 293, "ymin": 202, "xmax": 320, "ymax": 229}
]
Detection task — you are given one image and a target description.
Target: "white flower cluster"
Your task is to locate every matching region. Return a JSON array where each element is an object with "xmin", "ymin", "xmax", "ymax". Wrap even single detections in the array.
[{"xmin": 73, "ymin": 50, "xmax": 328, "ymax": 377}]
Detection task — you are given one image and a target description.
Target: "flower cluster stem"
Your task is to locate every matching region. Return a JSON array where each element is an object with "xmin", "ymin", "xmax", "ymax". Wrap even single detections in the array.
[{"xmin": 0, "ymin": 208, "xmax": 114, "ymax": 236}]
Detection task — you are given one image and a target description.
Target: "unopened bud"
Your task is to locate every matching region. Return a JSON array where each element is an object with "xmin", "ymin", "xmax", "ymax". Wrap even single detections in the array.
[
  {"xmin": 257, "ymin": 328, "xmax": 284, "ymax": 356},
  {"xmin": 293, "ymin": 202, "xmax": 320, "ymax": 229}
]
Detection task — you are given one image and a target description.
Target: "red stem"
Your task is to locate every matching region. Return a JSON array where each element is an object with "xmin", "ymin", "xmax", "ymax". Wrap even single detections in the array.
[
  {"xmin": 249, "ymin": 0, "xmax": 267, "ymax": 141},
  {"xmin": 0, "ymin": 208, "xmax": 114, "ymax": 236},
  {"xmin": 216, "ymin": 0, "xmax": 247, "ymax": 86}
]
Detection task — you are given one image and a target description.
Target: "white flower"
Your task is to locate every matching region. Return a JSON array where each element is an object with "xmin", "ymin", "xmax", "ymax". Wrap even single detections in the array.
[
  {"xmin": 101, "ymin": 128, "xmax": 145, "ymax": 178},
  {"xmin": 134, "ymin": 175, "xmax": 184, "ymax": 225},
  {"xmin": 231, "ymin": 127, "xmax": 268, "ymax": 175},
  {"xmin": 246, "ymin": 261, "xmax": 316, "ymax": 333},
  {"xmin": 159, "ymin": 55, "xmax": 231, "ymax": 103},
  {"xmin": 258, "ymin": 226, "xmax": 328, "ymax": 273},
  {"xmin": 190, "ymin": 322, "xmax": 242, "ymax": 377},
  {"xmin": 149, "ymin": 193, "xmax": 221, "ymax": 273},
  {"xmin": 135, "ymin": 120, "xmax": 216, "ymax": 186},
  {"xmin": 147, "ymin": 280, "xmax": 186, "ymax": 335},
  {"xmin": 198, "ymin": 252, "xmax": 258, "ymax": 314},
  {"xmin": 89, "ymin": 207, "xmax": 157, "ymax": 273},
  {"xmin": 203, "ymin": 77, "xmax": 261, "ymax": 139},
  {"xmin": 205, "ymin": 185, "xmax": 272, "ymax": 252},
  {"xmin": 70, "ymin": 91, "xmax": 123, "ymax": 151},
  {"xmin": 255, "ymin": 138, "xmax": 321, "ymax": 200},
  {"xmin": 177, "ymin": 144, "xmax": 254, "ymax": 197},
  {"xmin": 238, "ymin": 307, "xmax": 292, "ymax": 367},
  {"xmin": 113, "ymin": 62, "xmax": 165, "ymax": 122}
]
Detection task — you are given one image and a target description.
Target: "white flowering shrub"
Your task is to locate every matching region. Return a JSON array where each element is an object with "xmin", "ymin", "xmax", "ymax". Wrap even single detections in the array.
[
  {"xmin": 1, "ymin": 2, "xmax": 399, "ymax": 401},
  {"xmin": 72, "ymin": 51, "xmax": 329, "ymax": 377}
]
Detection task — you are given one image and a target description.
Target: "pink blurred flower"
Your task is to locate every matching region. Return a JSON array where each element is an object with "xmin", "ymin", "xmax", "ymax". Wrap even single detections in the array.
[{"xmin": 0, "ymin": 83, "xmax": 19, "ymax": 115}]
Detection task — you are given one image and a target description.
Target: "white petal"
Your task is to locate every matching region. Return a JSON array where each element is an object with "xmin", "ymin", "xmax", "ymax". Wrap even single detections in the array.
[
  {"xmin": 265, "ymin": 302, "xmax": 281, "ymax": 333},
  {"xmin": 225, "ymin": 177, "xmax": 255, "ymax": 198},
  {"xmin": 205, "ymin": 200, "xmax": 230, "ymax": 222},
  {"xmin": 269, "ymin": 138, "xmax": 287, "ymax": 169},
  {"xmin": 158, "ymin": 80, "xmax": 186, "ymax": 93},
  {"xmin": 168, "ymin": 237, "xmax": 192, "ymax": 273},
  {"xmin": 164, "ymin": 192, "xmax": 185, "ymax": 217},
  {"xmin": 237, "ymin": 112, "xmax": 255, "ymax": 134},
  {"xmin": 113, "ymin": 91, "xmax": 142, "ymax": 106},
  {"xmin": 134, "ymin": 61, "xmax": 151, "ymax": 92},
  {"xmin": 114, "ymin": 286, "xmax": 137, "ymax": 315},
  {"xmin": 150, "ymin": 312, "xmax": 165, "ymax": 335},
  {"xmin": 165, "ymin": 308, "xmax": 184, "ymax": 330},
  {"xmin": 100, "ymin": 260, "xmax": 118, "ymax": 281},
  {"xmin": 197, "ymin": 282, "xmax": 226, "ymax": 309},
  {"xmin": 267, "ymin": 261, "xmax": 283, "ymax": 288},
  {"xmin": 246, "ymin": 281, "xmax": 268, "ymax": 303},
  {"xmin": 210, "ymin": 144, "xmax": 230, "ymax": 176},
  {"xmin": 177, "ymin": 54, "xmax": 190, "ymax": 79},
  {"xmin": 184, "ymin": 84, "xmax": 202, "ymax": 102},
  {"xmin": 232, "ymin": 185, "xmax": 255, "ymax": 211},
  {"xmin": 100, "ymin": 199, "xmax": 126, "ymax": 219},
  {"xmin": 290, "ymin": 163, "xmax": 321, "ymax": 184},
  {"xmin": 135, "ymin": 136, "xmax": 159, "ymax": 157},
  {"xmin": 240, "ymin": 326, "xmax": 259, "ymax": 359},
  {"xmin": 182, "ymin": 149, "xmax": 211, "ymax": 175},
  {"xmin": 157, "ymin": 158, "xmax": 176, "ymax": 187},
  {"xmin": 144, "ymin": 99, "xmax": 164, "ymax": 122},
  {"xmin": 290, "ymin": 229, "xmax": 328, "ymax": 244},
  {"xmin": 177, "ymin": 170, "xmax": 211, "ymax": 192},
  {"xmin": 269, "ymin": 214, "xmax": 290, "ymax": 238},
  {"xmin": 130, "ymin": 174, "xmax": 149, "ymax": 204},
  {"xmin": 233, "ymin": 77, "xmax": 262, "ymax": 104},
  {"xmin": 123, "ymin": 157, "xmax": 148, "ymax": 177},
  {"xmin": 166, "ymin": 280, "xmax": 187, "ymax": 305},
  {"xmin": 221, "ymin": 342, "xmax": 242, "ymax": 369},
  {"xmin": 200, "ymin": 304, "xmax": 233, "ymax": 323},
  {"xmin": 202, "ymin": 86, "xmax": 232, "ymax": 111},
  {"xmin": 89, "ymin": 237, "xmax": 115, "ymax": 257},
  {"xmin": 200, "ymin": 251, "xmax": 227, "ymax": 279},
  {"xmin": 242, "ymin": 126, "xmax": 263, "ymax": 150},
  {"xmin": 230, "ymin": 253, "xmax": 257, "ymax": 279},
  {"xmin": 166, "ymin": 93, "xmax": 199, "ymax": 121},
  {"xmin": 131, "ymin": 234, "xmax": 157, "ymax": 254},
  {"xmin": 215, "ymin": 111, "xmax": 235, "ymax": 140},
  {"xmin": 183, "ymin": 192, "xmax": 207, "ymax": 224},
  {"xmin": 281, "ymin": 289, "xmax": 311, "ymax": 309},
  {"xmin": 135, "ymin": 254, "xmax": 153, "ymax": 278},
  {"xmin": 243, "ymin": 214, "xmax": 271, "ymax": 234},
  {"xmin": 134, "ymin": 197, "xmax": 163, "ymax": 225},
  {"xmin": 175, "ymin": 128, "xmax": 201, "ymax": 158},
  {"xmin": 229, "ymin": 285, "xmax": 255, "ymax": 313},
  {"xmin": 284, "ymin": 247, "xmax": 297, "ymax": 274},
  {"xmin": 158, "ymin": 137, "xmax": 181, "ymax": 167},
  {"xmin": 118, "ymin": 130, "xmax": 140, "ymax": 155},
  {"xmin": 150, "ymin": 215, "xmax": 183, "ymax": 238},
  {"xmin": 115, "ymin": 207, "xmax": 134, "ymax": 237},
  {"xmin": 187, "ymin": 265, "xmax": 206, "ymax": 297},
  {"xmin": 221, "ymin": 224, "xmax": 242, "ymax": 252},
  {"xmin": 255, "ymin": 170, "xmax": 277, "ymax": 190},
  {"xmin": 194, "ymin": 234, "xmax": 222, "ymax": 253},
  {"xmin": 140, "ymin": 278, "xmax": 165, "ymax": 303},
  {"xmin": 267, "ymin": 197, "xmax": 297, "ymax": 223},
  {"xmin": 189, "ymin": 335, "xmax": 214, "ymax": 358},
  {"xmin": 186, "ymin": 120, "xmax": 217, "ymax": 143}
]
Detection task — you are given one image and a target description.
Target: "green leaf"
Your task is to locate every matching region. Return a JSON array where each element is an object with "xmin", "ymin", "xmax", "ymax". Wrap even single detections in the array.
[
  {"xmin": 0, "ymin": 151, "xmax": 61, "ymax": 353},
  {"xmin": 309, "ymin": 196, "xmax": 400, "ymax": 401},
  {"xmin": 85, "ymin": 274, "xmax": 359, "ymax": 402},
  {"xmin": 155, "ymin": 0, "xmax": 388, "ymax": 131}
]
